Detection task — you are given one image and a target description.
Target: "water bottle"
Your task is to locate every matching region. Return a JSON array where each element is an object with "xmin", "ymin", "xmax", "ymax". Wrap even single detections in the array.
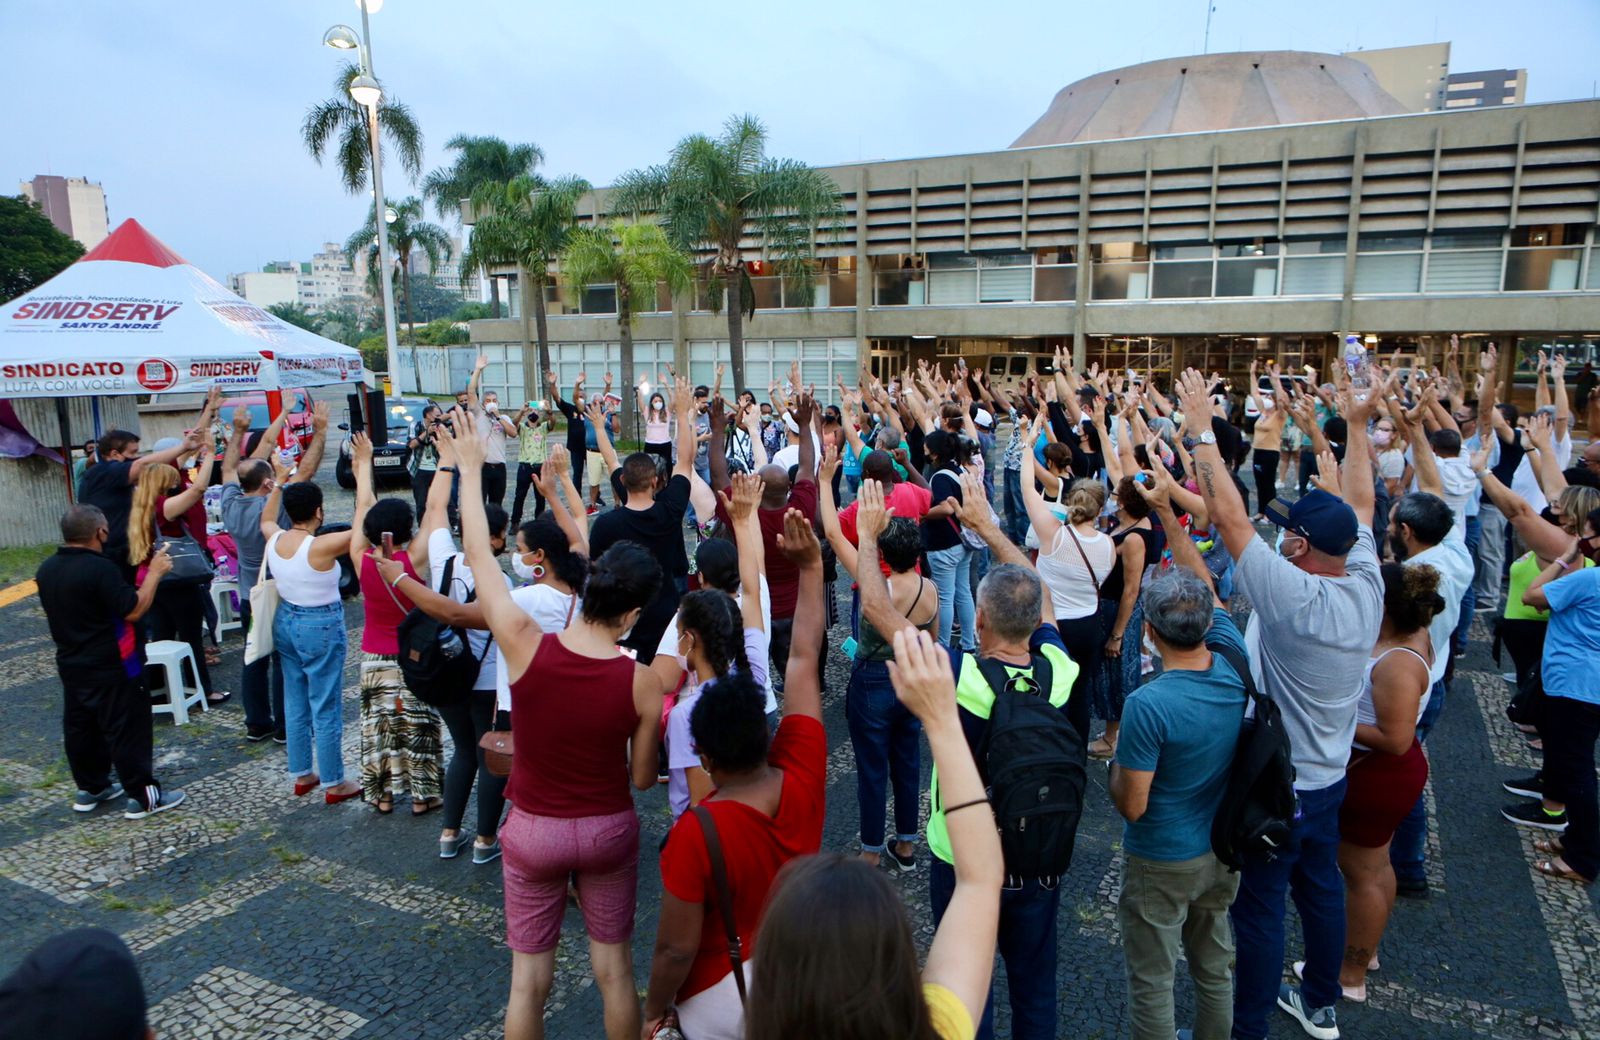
[
  {"xmin": 439, "ymin": 626, "xmax": 465, "ymax": 659},
  {"xmin": 1343, "ymin": 334, "xmax": 1366, "ymax": 378}
]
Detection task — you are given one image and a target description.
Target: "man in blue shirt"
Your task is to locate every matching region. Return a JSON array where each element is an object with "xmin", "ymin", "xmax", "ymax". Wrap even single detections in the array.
[{"xmin": 1111, "ymin": 471, "xmax": 1246, "ymax": 1040}]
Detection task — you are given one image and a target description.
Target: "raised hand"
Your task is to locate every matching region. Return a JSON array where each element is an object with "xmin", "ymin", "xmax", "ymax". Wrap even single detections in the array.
[
  {"xmin": 1174, "ymin": 368, "xmax": 1213, "ymax": 431},
  {"xmin": 886, "ymin": 627, "xmax": 960, "ymax": 727},
  {"xmin": 855, "ymin": 478, "xmax": 894, "ymax": 540},
  {"xmin": 441, "ymin": 407, "xmax": 484, "ymax": 469},
  {"xmin": 312, "ymin": 400, "xmax": 330, "ymax": 433},
  {"xmin": 1310, "ymin": 448, "xmax": 1343, "ymax": 498},
  {"xmin": 1526, "ymin": 411, "xmax": 1555, "ymax": 453},
  {"xmin": 954, "ymin": 471, "xmax": 993, "ymax": 532},
  {"xmin": 719, "ymin": 471, "xmax": 764, "ymax": 524},
  {"xmin": 475, "ymin": 354, "xmax": 489, "ymax": 373},
  {"xmin": 819, "ymin": 443, "xmax": 841, "ymax": 482},
  {"xmin": 231, "ymin": 405, "xmax": 252, "ymax": 432},
  {"xmin": 545, "ymin": 443, "xmax": 570, "ymax": 480},
  {"xmin": 776, "ymin": 507, "xmax": 822, "ymax": 568},
  {"xmin": 350, "ymin": 431, "xmax": 372, "ymax": 465}
]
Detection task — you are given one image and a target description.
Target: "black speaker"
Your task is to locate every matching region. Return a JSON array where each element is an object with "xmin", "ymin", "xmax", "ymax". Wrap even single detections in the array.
[{"xmin": 345, "ymin": 389, "xmax": 389, "ymax": 446}]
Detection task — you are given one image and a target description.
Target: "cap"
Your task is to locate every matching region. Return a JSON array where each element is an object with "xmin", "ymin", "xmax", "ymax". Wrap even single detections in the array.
[
  {"xmin": 0, "ymin": 927, "xmax": 147, "ymax": 1040},
  {"xmin": 1262, "ymin": 489, "xmax": 1359, "ymax": 556},
  {"xmin": 974, "ymin": 408, "xmax": 994, "ymax": 428},
  {"xmin": 784, "ymin": 414, "xmax": 801, "ymax": 434}
]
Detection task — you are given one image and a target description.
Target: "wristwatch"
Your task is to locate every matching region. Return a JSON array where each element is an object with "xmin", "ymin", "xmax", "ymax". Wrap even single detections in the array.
[
  {"xmin": 1197, "ymin": 430, "xmax": 1217, "ymax": 446},
  {"xmin": 438, "ymin": 465, "xmax": 458, "ymax": 474}
]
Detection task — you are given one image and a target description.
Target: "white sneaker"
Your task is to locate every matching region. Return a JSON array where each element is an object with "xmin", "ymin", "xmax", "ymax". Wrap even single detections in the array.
[{"xmin": 1277, "ymin": 984, "xmax": 1339, "ymax": 1039}]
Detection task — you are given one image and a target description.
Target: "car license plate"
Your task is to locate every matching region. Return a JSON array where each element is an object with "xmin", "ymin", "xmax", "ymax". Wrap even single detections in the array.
[{"xmin": 374, "ymin": 456, "xmax": 402, "ymax": 467}]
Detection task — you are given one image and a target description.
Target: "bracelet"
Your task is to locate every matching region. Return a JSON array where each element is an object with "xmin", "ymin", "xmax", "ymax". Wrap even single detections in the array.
[
  {"xmin": 1558, "ymin": 556, "xmax": 1575, "ymax": 571},
  {"xmin": 389, "ymin": 571, "xmax": 408, "ymax": 588},
  {"xmin": 943, "ymin": 797, "xmax": 991, "ymax": 817},
  {"xmin": 438, "ymin": 465, "xmax": 457, "ymax": 474}
]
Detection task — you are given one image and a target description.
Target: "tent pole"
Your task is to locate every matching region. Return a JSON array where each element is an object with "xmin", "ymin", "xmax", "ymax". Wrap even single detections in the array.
[{"xmin": 56, "ymin": 397, "xmax": 75, "ymax": 504}]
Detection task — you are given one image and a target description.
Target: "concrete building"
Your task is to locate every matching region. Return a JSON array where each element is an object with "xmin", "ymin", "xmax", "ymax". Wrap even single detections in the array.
[
  {"xmin": 411, "ymin": 237, "xmax": 480, "ymax": 302},
  {"xmin": 228, "ymin": 269, "xmax": 299, "ymax": 310},
  {"xmin": 19, "ymin": 175, "xmax": 110, "ymax": 249},
  {"xmin": 1344, "ymin": 43, "xmax": 1528, "ymax": 112},
  {"xmin": 227, "ymin": 245, "xmax": 369, "ymax": 314},
  {"xmin": 466, "ymin": 50, "xmax": 1600, "ymax": 406},
  {"xmin": 1444, "ymin": 68, "xmax": 1528, "ymax": 109}
]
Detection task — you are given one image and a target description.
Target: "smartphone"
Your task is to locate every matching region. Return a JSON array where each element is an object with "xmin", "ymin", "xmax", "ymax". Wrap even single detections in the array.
[{"xmin": 381, "ymin": 532, "xmax": 395, "ymax": 557}]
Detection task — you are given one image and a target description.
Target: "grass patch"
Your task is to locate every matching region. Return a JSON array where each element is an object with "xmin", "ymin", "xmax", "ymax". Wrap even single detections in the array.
[
  {"xmin": 0, "ymin": 544, "xmax": 52, "ymax": 586},
  {"xmin": 146, "ymin": 896, "xmax": 175, "ymax": 916},
  {"xmin": 100, "ymin": 893, "xmax": 136, "ymax": 911},
  {"xmin": 269, "ymin": 845, "xmax": 306, "ymax": 865},
  {"xmin": 35, "ymin": 759, "xmax": 72, "ymax": 791}
]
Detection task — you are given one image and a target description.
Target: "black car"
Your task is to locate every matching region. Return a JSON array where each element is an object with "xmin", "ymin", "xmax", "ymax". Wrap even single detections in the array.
[{"xmin": 336, "ymin": 396, "xmax": 430, "ymax": 489}]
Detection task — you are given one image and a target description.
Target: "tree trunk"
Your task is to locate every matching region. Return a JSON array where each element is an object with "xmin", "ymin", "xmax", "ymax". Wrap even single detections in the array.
[
  {"xmin": 724, "ymin": 260, "xmax": 746, "ymax": 397},
  {"xmin": 402, "ymin": 258, "xmax": 424, "ymax": 394},
  {"xmin": 487, "ymin": 269, "xmax": 501, "ymax": 319},
  {"xmin": 618, "ymin": 283, "xmax": 636, "ymax": 444},
  {"xmin": 532, "ymin": 272, "xmax": 552, "ymax": 390}
]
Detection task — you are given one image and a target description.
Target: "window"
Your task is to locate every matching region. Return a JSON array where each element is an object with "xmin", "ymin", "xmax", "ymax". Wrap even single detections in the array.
[
  {"xmin": 988, "ymin": 356, "xmax": 1007, "ymax": 375},
  {"xmin": 1009, "ymin": 356, "xmax": 1029, "ymax": 376}
]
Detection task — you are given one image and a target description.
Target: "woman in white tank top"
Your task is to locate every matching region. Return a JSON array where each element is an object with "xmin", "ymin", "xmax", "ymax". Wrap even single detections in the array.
[{"xmin": 260, "ymin": 472, "xmax": 360, "ymax": 804}]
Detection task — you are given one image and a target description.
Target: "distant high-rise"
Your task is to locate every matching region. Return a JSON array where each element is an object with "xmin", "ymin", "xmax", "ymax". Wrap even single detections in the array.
[
  {"xmin": 1343, "ymin": 43, "xmax": 1528, "ymax": 112},
  {"xmin": 19, "ymin": 175, "xmax": 110, "ymax": 248}
]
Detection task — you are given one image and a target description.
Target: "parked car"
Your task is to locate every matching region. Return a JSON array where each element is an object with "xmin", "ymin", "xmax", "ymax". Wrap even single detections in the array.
[
  {"xmin": 336, "ymin": 396, "xmax": 430, "ymax": 489},
  {"xmin": 222, "ymin": 389, "xmax": 317, "ymax": 457}
]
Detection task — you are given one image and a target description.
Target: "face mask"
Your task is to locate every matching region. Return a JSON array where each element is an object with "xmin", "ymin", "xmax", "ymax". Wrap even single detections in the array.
[
  {"xmin": 1275, "ymin": 528, "xmax": 1290, "ymax": 556},
  {"xmin": 511, "ymin": 552, "xmax": 539, "ymax": 581},
  {"xmin": 486, "ymin": 401, "xmax": 498, "ymax": 413},
  {"xmin": 1373, "ymin": 429, "xmax": 1393, "ymax": 447},
  {"xmin": 1260, "ymin": 398, "xmax": 1275, "ymax": 411}
]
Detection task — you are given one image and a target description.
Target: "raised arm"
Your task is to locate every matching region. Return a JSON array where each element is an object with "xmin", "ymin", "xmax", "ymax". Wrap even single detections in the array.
[
  {"xmin": 298, "ymin": 401, "xmax": 332, "ymax": 479},
  {"xmin": 1524, "ymin": 412, "xmax": 1569, "ymax": 499},
  {"xmin": 1134, "ymin": 463, "xmax": 1220, "ymax": 606},
  {"xmin": 816, "ymin": 447, "xmax": 858, "ymax": 579},
  {"xmin": 347, "ymin": 432, "xmax": 375, "ymax": 566},
  {"xmin": 855, "ymin": 479, "xmax": 916, "ymax": 641},
  {"xmin": 416, "ymin": 427, "xmax": 457, "ymax": 547},
  {"xmin": 1174, "ymin": 369, "xmax": 1257, "ymax": 559},
  {"xmin": 260, "ymin": 454, "xmax": 289, "ymax": 541},
  {"xmin": 776, "ymin": 509, "xmax": 825, "ymax": 722},
  {"xmin": 160, "ymin": 442, "xmax": 214, "ymax": 521},
  {"xmin": 249, "ymin": 411, "xmax": 288, "ymax": 461},
  {"xmin": 538, "ymin": 445, "xmax": 588, "ymax": 552},
  {"xmin": 893, "ymin": 628, "xmax": 1002, "ymax": 1028},
  {"xmin": 794, "ymin": 392, "xmax": 818, "ymax": 484},
  {"xmin": 1522, "ymin": 538, "xmax": 1587, "ymax": 612},
  {"xmin": 584, "ymin": 398, "xmax": 620, "ymax": 480},
  {"xmin": 706, "ymin": 392, "xmax": 732, "ymax": 492},
  {"xmin": 1338, "ymin": 386, "xmax": 1379, "ymax": 528},
  {"xmin": 1020, "ymin": 417, "xmax": 1065, "ymax": 547},
  {"xmin": 222, "ymin": 406, "xmax": 251, "ymax": 484},
  {"xmin": 1551, "ymin": 353, "xmax": 1572, "ymax": 441},
  {"xmin": 720, "ymin": 473, "xmax": 768, "ymax": 631},
  {"xmin": 1388, "ymin": 388, "xmax": 1440, "ymax": 497},
  {"xmin": 130, "ymin": 428, "xmax": 200, "ymax": 482},
  {"xmin": 465, "ymin": 354, "xmax": 487, "ymax": 412},
  {"xmin": 672, "ymin": 377, "xmax": 696, "ymax": 481},
  {"xmin": 1472, "ymin": 444, "xmax": 1573, "ymax": 561}
]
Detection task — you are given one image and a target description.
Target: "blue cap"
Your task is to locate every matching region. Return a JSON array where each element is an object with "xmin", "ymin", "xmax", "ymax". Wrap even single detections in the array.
[{"xmin": 1262, "ymin": 489, "xmax": 1359, "ymax": 556}]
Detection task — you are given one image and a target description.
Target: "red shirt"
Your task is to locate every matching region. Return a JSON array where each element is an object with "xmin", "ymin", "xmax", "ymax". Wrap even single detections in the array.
[
  {"xmin": 357, "ymin": 549, "xmax": 417, "ymax": 654},
  {"xmin": 837, "ymin": 481, "xmax": 933, "ymax": 576},
  {"xmin": 715, "ymin": 479, "xmax": 819, "ymax": 619},
  {"xmin": 508, "ymin": 635, "xmax": 641, "ymax": 819},
  {"xmin": 658, "ymin": 715, "xmax": 827, "ymax": 1000}
]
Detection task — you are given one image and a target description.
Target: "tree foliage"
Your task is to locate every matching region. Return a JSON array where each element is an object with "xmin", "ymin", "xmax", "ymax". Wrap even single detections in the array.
[
  {"xmin": 266, "ymin": 301, "xmax": 320, "ymax": 332},
  {"xmin": 610, "ymin": 114, "xmax": 843, "ymax": 391},
  {"xmin": 0, "ymin": 195, "xmax": 85, "ymax": 304},
  {"xmin": 422, "ymin": 135, "xmax": 543, "ymax": 222},
  {"xmin": 345, "ymin": 196, "xmax": 453, "ymax": 340},
  {"xmin": 301, "ymin": 62, "xmax": 424, "ymax": 194}
]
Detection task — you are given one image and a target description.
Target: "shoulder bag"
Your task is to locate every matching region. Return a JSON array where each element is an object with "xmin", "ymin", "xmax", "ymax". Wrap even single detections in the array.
[
  {"xmin": 244, "ymin": 534, "xmax": 279, "ymax": 665},
  {"xmin": 692, "ymin": 804, "xmax": 748, "ymax": 1005},
  {"xmin": 155, "ymin": 515, "xmax": 216, "ymax": 587},
  {"xmin": 480, "ymin": 592, "xmax": 578, "ymax": 778},
  {"xmin": 1062, "ymin": 522, "xmax": 1102, "ymax": 591}
]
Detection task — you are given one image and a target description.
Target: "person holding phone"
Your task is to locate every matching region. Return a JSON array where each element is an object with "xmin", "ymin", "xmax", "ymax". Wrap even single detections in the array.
[{"xmin": 510, "ymin": 401, "xmax": 554, "ymax": 530}]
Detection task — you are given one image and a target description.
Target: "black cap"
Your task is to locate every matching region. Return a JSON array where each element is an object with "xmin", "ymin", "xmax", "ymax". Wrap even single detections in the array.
[{"xmin": 0, "ymin": 928, "xmax": 147, "ymax": 1040}]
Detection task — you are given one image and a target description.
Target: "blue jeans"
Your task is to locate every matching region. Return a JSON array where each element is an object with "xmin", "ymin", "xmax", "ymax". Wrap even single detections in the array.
[
  {"xmin": 846, "ymin": 659, "xmax": 921, "ymax": 851},
  {"xmin": 1452, "ymin": 513, "xmax": 1481, "ymax": 659},
  {"xmin": 927, "ymin": 544, "xmax": 976, "ymax": 651},
  {"xmin": 273, "ymin": 601, "xmax": 348, "ymax": 785},
  {"xmin": 931, "ymin": 858, "xmax": 1060, "ymax": 1040},
  {"xmin": 1391, "ymin": 678, "xmax": 1446, "ymax": 885},
  {"xmin": 240, "ymin": 601, "xmax": 284, "ymax": 732},
  {"xmin": 1002, "ymin": 468, "xmax": 1026, "ymax": 545},
  {"xmin": 1231, "ymin": 780, "xmax": 1347, "ymax": 1038}
]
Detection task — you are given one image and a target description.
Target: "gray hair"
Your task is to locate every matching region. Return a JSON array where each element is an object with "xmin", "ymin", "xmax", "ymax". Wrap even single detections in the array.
[
  {"xmin": 976, "ymin": 564, "xmax": 1041, "ymax": 642},
  {"xmin": 61, "ymin": 504, "xmax": 108, "ymax": 543},
  {"xmin": 1141, "ymin": 568, "xmax": 1214, "ymax": 649}
]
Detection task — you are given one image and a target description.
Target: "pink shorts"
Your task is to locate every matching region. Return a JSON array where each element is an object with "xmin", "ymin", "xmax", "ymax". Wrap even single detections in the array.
[{"xmin": 501, "ymin": 805, "xmax": 640, "ymax": 953}]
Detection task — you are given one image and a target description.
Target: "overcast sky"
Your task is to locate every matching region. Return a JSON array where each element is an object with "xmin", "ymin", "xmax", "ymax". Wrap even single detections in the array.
[{"xmin": 5, "ymin": 0, "xmax": 1596, "ymax": 281}]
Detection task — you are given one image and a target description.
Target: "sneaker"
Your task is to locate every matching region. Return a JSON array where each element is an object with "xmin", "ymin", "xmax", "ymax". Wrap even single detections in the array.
[
  {"xmin": 885, "ymin": 845, "xmax": 917, "ymax": 872},
  {"xmin": 1501, "ymin": 801, "xmax": 1567, "ymax": 831},
  {"xmin": 1503, "ymin": 774, "xmax": 1544, "ymax": 800},
  {"xmin": 72, "ymin": 784, "xmax": 123, "ymax": 813},
  {"xmin": 439, "ymin": 832, "xmax": 474, "ymax": 859},
  {"xmin": 1395, "ymin": 876, "xmax": 1429, "ymax": 900},
  {"xmin": 273, "ymin": 730, "xmax": 287, "ymax": 745},
  {"xmin": 245, "ymin": 724, "xmax": 275, "ymax": 742},
  {"xmin": 1501, "ymin": 671, "xmax": 1517, "ymax": 682},
  {"xmin": 472, "ymin": 839, "xmax": 502, "ymax": 865},
  {"xmin": 124, "ymin": 788, "xmax": 186, "ymax": 820},
  {"xmin": 1277, "ymin": 984, "xmax": 1339, "ymax": 1039}
]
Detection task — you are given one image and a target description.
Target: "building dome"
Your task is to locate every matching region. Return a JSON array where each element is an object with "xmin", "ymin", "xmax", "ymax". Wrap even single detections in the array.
[{"xmin": 1011, "ymin": 51, "xmax": 1411, "ymax": 147}]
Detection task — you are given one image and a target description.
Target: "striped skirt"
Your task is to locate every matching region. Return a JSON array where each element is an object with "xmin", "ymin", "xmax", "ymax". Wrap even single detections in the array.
[{"xmin": 358, "ymin": 654, "xmax": 444, "ymax": 804}]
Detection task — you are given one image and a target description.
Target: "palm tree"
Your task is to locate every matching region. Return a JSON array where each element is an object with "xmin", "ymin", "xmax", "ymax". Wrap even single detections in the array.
[
  {"xmin": 346, "ymin": 197, "xmax": 452, "ymax": 387},
  {"xmin": 424, "ymin": 135, "xmax": 544, "ymax": 317},
  {"xmin": 561, "ymin": 219, "xmax": 695, "ymax": 440},
  {"xmin": 301, "ymin": 62, "xmax": 424, "ymax": 194},
  {"xmin": 610, "ymin": 114, "xmax": 843, "ymax": 393},
  {"xmin": 469, "ymin": 174, "xmax": 591, "ymax": 384}
]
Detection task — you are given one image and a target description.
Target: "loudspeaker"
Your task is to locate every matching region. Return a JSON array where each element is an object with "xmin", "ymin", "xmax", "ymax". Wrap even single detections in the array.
[{"xmin": 345, "ymin": 389, "xmax": 389, "ymax": 446}]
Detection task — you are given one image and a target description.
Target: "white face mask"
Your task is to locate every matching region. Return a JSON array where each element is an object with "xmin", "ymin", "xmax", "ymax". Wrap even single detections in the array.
[
  {"xmin": 511, "ymin": 551, "xmax": 539, "ymax": 581},
  {"xmin": 485, "ymin": 400, "xmax": 499, "ymax": 413},
  {"xmin": 1373, "ymin": 429, "xmax": 1393, "ymax": 447},
  {"xmin": 1260, "ymin": 397, "xmax": 1275, "ymax": 411}
]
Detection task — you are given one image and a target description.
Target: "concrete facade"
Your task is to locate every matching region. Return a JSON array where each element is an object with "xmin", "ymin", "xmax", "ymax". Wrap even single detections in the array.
[
  {"xmin": 469, "ymin": 95, "xmax": 1600, "ymax": 402},
  {"xmin": 1445, "ymin": 69, "xmax": 1529, "ymax": 109},
  {"xmin": 19, "ymin": 175, "xmax": 110, "ymax": 249},
  {"xmin": 1342, "ymin": 43, "xmax": 1453, "ymax": 112}
]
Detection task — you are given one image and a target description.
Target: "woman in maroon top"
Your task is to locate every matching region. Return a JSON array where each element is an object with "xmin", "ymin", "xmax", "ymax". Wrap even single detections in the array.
[
  {"xmin": 349, "ymin": 435, "xmax": 443, "ymax": 815},
  {"xmin": 442, "ymin": 412, "xmax": 665, "ymax": 1040}
]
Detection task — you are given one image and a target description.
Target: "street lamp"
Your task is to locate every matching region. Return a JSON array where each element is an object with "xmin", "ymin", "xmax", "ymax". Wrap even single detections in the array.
[{"xmin": 323, "ymin": 1, "xmax": 405, "ymax": 394}]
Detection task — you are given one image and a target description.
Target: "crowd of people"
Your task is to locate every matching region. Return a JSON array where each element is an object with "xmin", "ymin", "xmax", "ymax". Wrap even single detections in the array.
[{"xmin": 27, "ymin": 339, "xmax": 1600, "ymax": 1040}]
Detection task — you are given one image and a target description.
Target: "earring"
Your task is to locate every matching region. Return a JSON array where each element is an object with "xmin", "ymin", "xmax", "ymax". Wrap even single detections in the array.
[{"xmin": 531, "ymin": 564, "xmax": 546, "ymax": 580}]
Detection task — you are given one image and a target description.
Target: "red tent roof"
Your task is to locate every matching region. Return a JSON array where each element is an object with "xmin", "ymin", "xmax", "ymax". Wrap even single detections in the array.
[{"xmin": 77, "ymin": 218, "xmax": 188, "ymax": 268}]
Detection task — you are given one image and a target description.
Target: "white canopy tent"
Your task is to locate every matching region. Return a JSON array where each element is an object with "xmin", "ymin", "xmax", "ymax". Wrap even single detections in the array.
[{"xmin": 0, "ymin": 219, "xmax": 365, "ymax": 400}]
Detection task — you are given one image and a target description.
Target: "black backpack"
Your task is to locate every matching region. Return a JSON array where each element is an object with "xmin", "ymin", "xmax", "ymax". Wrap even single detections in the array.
[
  {"xmin": 1209, "ymin": 643, "xmax": 1298, "ymax": 871},
  {"xmin": 973, "ymin": 654, "xmax": 1087, "ymax": 880},
  {"xmin": 396, "ymin": 555, "xmax": 484, "ymax": 707}
]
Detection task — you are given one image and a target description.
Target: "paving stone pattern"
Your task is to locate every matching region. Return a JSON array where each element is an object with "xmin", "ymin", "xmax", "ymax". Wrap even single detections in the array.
[{"xmin": 1, "ymin": 474, "xmax": 1596, "ymax": 1037}]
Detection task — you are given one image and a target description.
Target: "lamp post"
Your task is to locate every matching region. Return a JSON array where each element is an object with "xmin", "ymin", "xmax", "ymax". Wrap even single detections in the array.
[{"xmin": 324, "ymin": 0, "xmax": 403, "ymax": 394}]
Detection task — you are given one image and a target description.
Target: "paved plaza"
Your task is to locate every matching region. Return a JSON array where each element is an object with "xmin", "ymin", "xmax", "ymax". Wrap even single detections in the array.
[{"xmin": 1, "ymin": 475, "xmax": 1597, "ymax": 1039}]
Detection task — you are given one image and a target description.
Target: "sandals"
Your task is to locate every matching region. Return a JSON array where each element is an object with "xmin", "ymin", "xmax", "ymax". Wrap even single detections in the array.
[
  {"xmin": 1087, "ymin": 737, "xmax": 1117, "ymax": 760},
  {"xmin": 206, "ymin": 690, "xmax": 232, "ymax": 705},
  {"xmin": 411, "ymin": 797, "xmax": 443, "ymax": 817},
  {"xmin": 1534, "ymin": 838, "xmax": 1564, "ymax": 856},
  {"xmin": 373, "ymin": 797, "xmax": 394, "ymax": 815},
  {"xmin": 1534, "ymin": 857, "xmax": 1592, "ymax": 884},
  {"xmin": 204, "ymin": 646, "xmax": 223, "ymax": 667}
]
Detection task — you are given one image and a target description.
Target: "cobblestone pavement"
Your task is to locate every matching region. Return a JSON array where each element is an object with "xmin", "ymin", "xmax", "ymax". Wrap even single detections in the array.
[{"xmin": 1, "ymin": 469, "xmax": 1596, "ymax": 1038}]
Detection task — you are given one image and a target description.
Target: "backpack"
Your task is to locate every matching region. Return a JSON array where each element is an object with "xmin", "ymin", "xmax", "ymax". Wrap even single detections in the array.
[
  {"xmin": 973, "ymin": 654, "xmax": 1087, "ymax": 879},
  {"xmin": 396, "ymin": 555, "xmax": 484, "ymax": 707},
  {"xmin": 1208, "ymin": 643, "xmax": 1298, "ymax": 871}
]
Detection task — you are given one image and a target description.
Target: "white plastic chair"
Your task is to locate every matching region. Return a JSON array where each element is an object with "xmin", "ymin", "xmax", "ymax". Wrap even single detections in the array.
[
  {"xmin": 145, "ymin": 640, "xmax": 208, "ymax": 725},
  {"xmin": 210, "ymin": 580, "xmax": 242, "ymax": 637}
]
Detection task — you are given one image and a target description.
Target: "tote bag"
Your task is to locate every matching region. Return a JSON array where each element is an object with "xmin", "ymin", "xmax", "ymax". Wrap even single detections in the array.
[{"xmin": 244, "ymin": 537, "xmax": 280, "ymax": 665}]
